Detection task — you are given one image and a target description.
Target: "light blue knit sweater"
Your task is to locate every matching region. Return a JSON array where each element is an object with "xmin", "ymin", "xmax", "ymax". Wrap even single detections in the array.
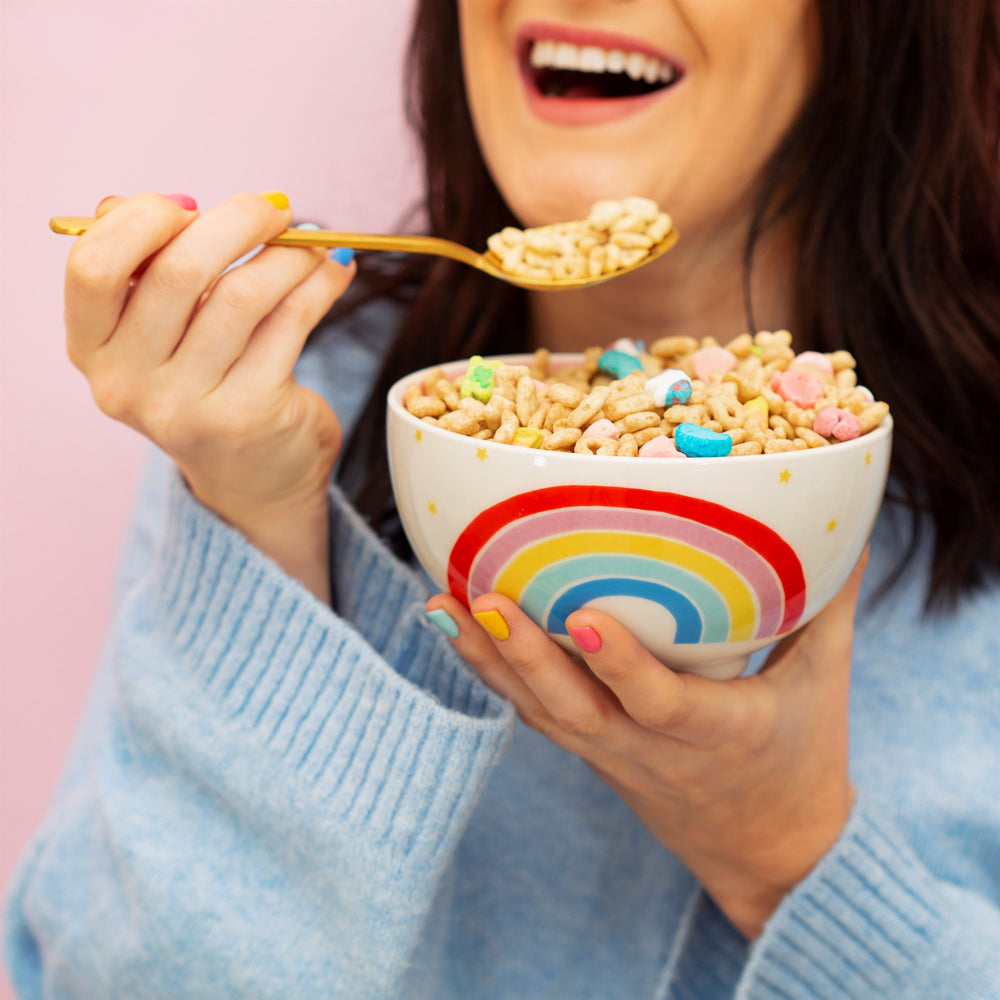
[{"xmin": 6, "ymin": 303, "xmax": 1000, "ymax": 998}]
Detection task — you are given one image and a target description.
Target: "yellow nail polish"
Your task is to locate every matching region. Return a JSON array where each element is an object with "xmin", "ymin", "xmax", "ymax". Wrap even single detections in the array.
[
  {"xmin": 473, "ymin": 609, "xmax": 510, "ymax": 641},
  {"xmin": 260, "ymin": 190, "xmax": 290, "ymax": 211}
]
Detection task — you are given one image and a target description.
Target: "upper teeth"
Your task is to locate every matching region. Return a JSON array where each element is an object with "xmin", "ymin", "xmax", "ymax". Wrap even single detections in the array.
[{"xmin": 529, "ymin": 39, "xmax": 678, "ymax": 86}]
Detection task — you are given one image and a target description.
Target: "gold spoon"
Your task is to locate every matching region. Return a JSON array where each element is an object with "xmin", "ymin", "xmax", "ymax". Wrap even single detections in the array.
[{"xmin": 48, "ymin": 215, "xmax": 678, "ymax": 291}]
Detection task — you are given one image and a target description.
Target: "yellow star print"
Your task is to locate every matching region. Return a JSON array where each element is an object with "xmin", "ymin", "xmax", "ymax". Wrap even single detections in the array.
[
  {"xmin": 476, "ymin": 448, "xmax": 488, "ymax": 462},
  {"xmin": 827, "ymin": 518, "xmax": 838, "ymax": 532},
  {"xmin": 427, "ymin": 502, "xmax": 438, "ymax": 515},
  {"xmin": 779, "ymin": 468, "xmax": 791, "ymax": 483},
  {"xmin": 414, "ymin": 429, "xmax": 423, "ymax": 443}
]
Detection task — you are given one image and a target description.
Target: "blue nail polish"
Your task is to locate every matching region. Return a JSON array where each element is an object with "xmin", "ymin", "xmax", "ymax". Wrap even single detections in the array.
[
  {"xmin": 426, "ymin": 607, "xmax": 459, "ymax": 639},
  {"xmin": 330, "ymin": 246, "xmax": 354, "ymax": 266}
]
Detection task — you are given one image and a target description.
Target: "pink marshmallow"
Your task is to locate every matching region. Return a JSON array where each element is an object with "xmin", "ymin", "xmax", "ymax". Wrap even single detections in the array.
[
  {"xmin": 639, "ymin": 435, "xmax": 684, "ymax": 458},
  {"xmin": 585, "ymin": 418, "xmax": 619, "ymax": 440},
  {"xmin": 791, "ymin": 350, "xmax": 834, "ymax": 376},
  {"xmin": 691, "ymin": 346, "xmax": 738, "ymax": 382},
  {"xmin": 770, "ymin": 368, "xmax": 825, "ymax": 408},
  {"xmin": 813, "ymin": 407, "xmax": 861, "ymax": 441}
]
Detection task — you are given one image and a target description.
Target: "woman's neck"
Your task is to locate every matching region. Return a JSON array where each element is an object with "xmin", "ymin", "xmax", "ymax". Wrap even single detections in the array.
[{"xmin": 528, "ymin": 217, "xmax": 804, "ymax": 353}]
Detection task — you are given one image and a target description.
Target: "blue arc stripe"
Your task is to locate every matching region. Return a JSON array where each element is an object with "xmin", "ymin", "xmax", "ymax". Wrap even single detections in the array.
[
  {"xmin": 518, "ymin": 554, "xmax": 729, "ymax": 642},
  {"xmin": 546, "ymin": 579, "xmax": 704, "ymax": 643}
]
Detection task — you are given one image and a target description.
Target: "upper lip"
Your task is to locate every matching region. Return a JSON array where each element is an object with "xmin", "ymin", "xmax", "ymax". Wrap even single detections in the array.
[{"xmin": 516, "ymin": 21, "xmax": 685, "ymax": 80}]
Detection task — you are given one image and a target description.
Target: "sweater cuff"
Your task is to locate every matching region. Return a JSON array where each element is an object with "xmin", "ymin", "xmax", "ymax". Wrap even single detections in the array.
[
  {"xmin": 738, "ymin": 796, "xmax": 947, "ymax": 999},
  {"xmin": 143, "ymin": 474, "xmax": 514, "ymax": 868}
]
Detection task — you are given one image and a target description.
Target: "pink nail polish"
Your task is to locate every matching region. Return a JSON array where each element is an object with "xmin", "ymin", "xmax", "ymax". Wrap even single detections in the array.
[
  {"xmin": 165, "ymin": 193, "xmax": 198, "ymax": 210},
  {"xmin": 568, "ymin": 625, "xmax": 602, "ymax": 653}
]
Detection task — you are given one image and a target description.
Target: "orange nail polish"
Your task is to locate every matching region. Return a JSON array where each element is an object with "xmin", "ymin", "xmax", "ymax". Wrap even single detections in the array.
[{"xmin": 473, "ymin": 609, "xmax": 510, "ymax": 641}]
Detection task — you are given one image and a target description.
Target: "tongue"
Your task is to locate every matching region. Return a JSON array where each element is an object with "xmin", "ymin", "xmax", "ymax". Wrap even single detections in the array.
[{"xmin": 562, "ymin": 81, "xmax": 613, "ymax": 100}]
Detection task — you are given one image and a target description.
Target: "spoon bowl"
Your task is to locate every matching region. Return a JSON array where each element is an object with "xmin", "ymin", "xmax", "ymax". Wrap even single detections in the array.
[{"xmin": 49, "ymin": 216, "xmax": 679, "ymax": 291}]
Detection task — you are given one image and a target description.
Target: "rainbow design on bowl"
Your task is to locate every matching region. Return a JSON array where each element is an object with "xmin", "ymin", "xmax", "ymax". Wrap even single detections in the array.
[{"xmin": 447, "ymin": 485, "xmax": 806, "ymax": 644}]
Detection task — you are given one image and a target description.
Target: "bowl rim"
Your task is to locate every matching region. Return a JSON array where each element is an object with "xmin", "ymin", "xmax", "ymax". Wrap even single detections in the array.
[{"xmin": 386, "ymin": 352, "xmax": 893, "ymax": 467}]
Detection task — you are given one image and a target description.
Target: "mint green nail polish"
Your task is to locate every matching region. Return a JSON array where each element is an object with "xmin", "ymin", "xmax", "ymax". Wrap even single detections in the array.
[{"xmin": 426, "ymin": 607, "xmax": 459, "ymax": 639}]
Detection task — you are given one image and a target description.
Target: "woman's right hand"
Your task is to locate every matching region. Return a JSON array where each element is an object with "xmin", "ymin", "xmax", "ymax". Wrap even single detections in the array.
[{"xmin": 65, "ymin": 192, "xmax": 355, "ymax": 601}]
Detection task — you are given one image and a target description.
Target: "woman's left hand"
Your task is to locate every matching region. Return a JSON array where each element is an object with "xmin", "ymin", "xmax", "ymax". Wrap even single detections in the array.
[{"xmin": 427, "ymin": 553, "xmax": 867, "ymax": 940}]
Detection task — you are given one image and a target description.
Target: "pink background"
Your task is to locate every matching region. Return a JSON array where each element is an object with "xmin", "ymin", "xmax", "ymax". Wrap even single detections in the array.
[{"xmin": 0, "ymin": 2, "xmax": 419, "ymax": 993}]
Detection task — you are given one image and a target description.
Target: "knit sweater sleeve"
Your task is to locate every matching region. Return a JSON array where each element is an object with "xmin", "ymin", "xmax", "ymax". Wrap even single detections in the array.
[
  {"xmin": 663, "ymin": 796, "xmax": 1000, "ymax": 999},
  {"xmin": 5, "ymin": 451, "xmax": 515, "ymax": 999}
]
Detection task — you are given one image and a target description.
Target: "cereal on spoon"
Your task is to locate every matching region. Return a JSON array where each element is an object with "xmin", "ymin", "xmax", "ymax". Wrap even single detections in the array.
[
  {"xmin": 402, "ymin": 329, "xmax": 890, "ymax": 458},
  {"xmin": 485, "ymin": 196, "xmax": 674, "ymax": 282}
]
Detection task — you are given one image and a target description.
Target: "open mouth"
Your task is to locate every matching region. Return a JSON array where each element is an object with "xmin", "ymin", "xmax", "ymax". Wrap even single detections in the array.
[{"xmin": 522, "ymin": 37, "xmax": 682, "ymax": 100}]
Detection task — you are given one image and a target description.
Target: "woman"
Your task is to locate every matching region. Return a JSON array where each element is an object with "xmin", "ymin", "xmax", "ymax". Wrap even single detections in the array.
[{"xmin": 6, "ymin": 0, "xmax": 1000, "ymax": 997}]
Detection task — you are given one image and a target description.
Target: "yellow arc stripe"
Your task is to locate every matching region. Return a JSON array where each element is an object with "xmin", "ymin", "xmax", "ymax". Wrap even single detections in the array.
[{"xmin": 492, "ymin": 531, "xmax": 757, "ymax": 642}]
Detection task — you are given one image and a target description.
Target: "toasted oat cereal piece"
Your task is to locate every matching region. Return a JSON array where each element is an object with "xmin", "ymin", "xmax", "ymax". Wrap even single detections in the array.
[
  {"xmin": 616, "ymin": 434, "xmax": 640, "ymax": 457},
  {"xmin": 664, "ymin": 403, "xmax": 707, "ymax": 426},
  {"xmin": 404, "ymin": 387, "xmax": 448, "ymax": 418},
  {"xmin": 543, "ymin": 402, "xmax": 572, "ymax": 430},
  {"xmin": 859, "ymin": 401, "xmax": 890, "ymax": 433},
  {"xmin": 795, "ymin": 427, "xmax": 831, "ymax": 448},
  {"xmin": 731, "ymin": 441, "xmax": 764, "ymax": 456},
  {"xmin": 724, "ymin": 333, "xmax": 754, "ymax": 357},
  {"xmin": 650, "ymin": 335, "xmax": 699, "ymax": 359},
  {"xmin": 516, "ymin": 375, "xmax": 540, "ymax": 425},
  {"xmin": 438, "ymin": 410, "xmax": 480, "ymax": 436},
  {"xmin": 566, "ymin": 386, "xmax": 611, "ymax": 428},
  {"xmin": 547, "ymin": 382, "xmax": 585, "ymax": 408},
  {"xmin": 605, "ymin": 391, "xmax": 657, "ymax": 421},
  {"xmin": 764, "ymin": 438, "xmax": 797, "ymax": 454},
  {"xmin": 575, "ymin": 436, "xmax": 618, "ymax": 456},
  {"xmin": 493, "ymin": 409, "xmax": 519, "ymax": 445},
  {"xmin": 541, "ymin": 427, "xmax": 582, "ymax": 451},
  {"xmin": 828, "ymin": 349, "xmax": 856, "ymax": 371},
  {"xmin": 615, "ymin": 411, "xmax": 661, "ymax": 434}
]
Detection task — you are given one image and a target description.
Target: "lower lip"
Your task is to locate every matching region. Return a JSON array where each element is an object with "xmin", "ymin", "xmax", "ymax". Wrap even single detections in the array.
[{"xmin": 520, "ymin": 67, "xmax": 677, "ymax": 127}]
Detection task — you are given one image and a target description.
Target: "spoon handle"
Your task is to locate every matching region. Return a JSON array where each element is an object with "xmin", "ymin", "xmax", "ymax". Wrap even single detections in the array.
[{"xmin": 48, "ymin": 217, "xmax": 482, "ymax": 267}]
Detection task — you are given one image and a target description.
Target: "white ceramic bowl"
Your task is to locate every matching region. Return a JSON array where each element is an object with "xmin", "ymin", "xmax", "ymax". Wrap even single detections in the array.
[{"xmin": 387, "ymin": 354, "xmax": 892, "ymax": 679}]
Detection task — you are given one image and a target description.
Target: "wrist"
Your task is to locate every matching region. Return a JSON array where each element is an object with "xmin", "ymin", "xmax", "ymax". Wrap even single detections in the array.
[
  {"xmin": 186, "ymin": 476, "xmax": 333, "ymax": 604},
  {"xmin": 695, "ymin": 783, "xmax": 856, "ymax": 940}
]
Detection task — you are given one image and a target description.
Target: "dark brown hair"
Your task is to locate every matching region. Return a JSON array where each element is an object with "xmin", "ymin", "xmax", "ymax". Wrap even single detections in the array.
[{"xmin": 336, "ymin": 0, "xmax": 1000, "ymax": 609}]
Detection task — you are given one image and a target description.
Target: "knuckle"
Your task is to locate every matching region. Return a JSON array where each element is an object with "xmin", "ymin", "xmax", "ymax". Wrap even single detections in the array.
[
  {"xmin": 271, "ymin": 289, "xmax": 316, "ymax": 327},
  {"xmin": 216, "ymin": 270, "xmax": 263, "ymax": 315},
  {"xmin": 552, "ymin": 699, "xmax": 611, "ymax": 740},
  {"xmin": 151, "ymin": 250, "xmax": 206, "ymax": 295},
  {"xmin": 633, "ymin": 699, "xmax": 687, "ymax": 733},
  {"xmin": 89, "ymin": 364, "xmax": 136, "ymax": 421},
  {"xmin": 67, "ymin": 241, "xmax": 120, "ymax": 296}
]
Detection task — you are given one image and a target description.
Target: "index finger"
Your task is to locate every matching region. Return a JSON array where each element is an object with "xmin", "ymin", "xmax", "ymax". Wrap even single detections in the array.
[{"xmin": 65, "ymin": 193, "xmax": 198, "ymax": 362}]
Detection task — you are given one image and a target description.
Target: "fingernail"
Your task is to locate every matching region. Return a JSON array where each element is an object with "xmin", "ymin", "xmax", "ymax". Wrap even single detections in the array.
[
  {"xmin": 95, "ymin": 195, "xmax": 121, "ymax": 212},
  {"xmin": 260, "ymin": 190, "xmax": 290, "ymax": 211},
  {"xmin": 165, "ymin": 193, "xmax": 198, "ymax": 210},
  {"xmin": 330, "ymin": 247, "xmax": 354, "ymax": 266},
  {"xmin": 295, "ymin": 222, "xmax": 321, "ymax": 231},
  {"xmin": 568, "ymin": 625, "xmax": 602, "ymax": 654},
  {"xmin": 426, "ymin": 608, "xmax": 459, "ymax": 639},
  {"xmin": 473, "ymin": 609, "xmax": 510, "ymax": 641}
]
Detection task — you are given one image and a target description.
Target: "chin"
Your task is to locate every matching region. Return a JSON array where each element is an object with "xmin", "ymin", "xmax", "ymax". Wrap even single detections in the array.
[{"xmin": 497, "ymin": 158, "xmax": 670, "ymax": 230}]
